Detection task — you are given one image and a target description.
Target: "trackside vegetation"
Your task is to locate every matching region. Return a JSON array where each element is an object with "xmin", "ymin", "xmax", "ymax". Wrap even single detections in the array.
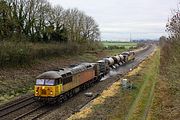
[
  {"xmin": 0, "ymin": 41, "xmax": 102, "ymax": 67},
  {"xmin": 102, "ymin": 41, "xmax": 137, "ymax": 49},
  {"xmin": 0, "ymin": 0, "xmax": 102, "ymax": 67},
  {"xmin": 147, "ymin": 7, "xmax": 180, "ymax": 118}
]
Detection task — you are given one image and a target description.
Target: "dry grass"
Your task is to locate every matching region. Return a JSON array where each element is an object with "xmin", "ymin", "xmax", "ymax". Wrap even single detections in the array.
[
  {"xmin": 68, "ymin": 82, "xmax": 121, "ymax": 120},
  {"xmin": 126, "ymin": 49, "xmax": 159, "ymax": 120},
  {"xmin": 147, "ymin": 40, "xmax": 180, "ymax": 120}
]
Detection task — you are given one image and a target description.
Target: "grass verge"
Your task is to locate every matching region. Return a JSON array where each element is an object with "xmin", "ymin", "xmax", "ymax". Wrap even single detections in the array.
[
  {"xmin": 126, "ymin": 49, "xmax": 159, "ymax": 120},
  {"xmin": 147, "ymin": 40, "xmax": 180, "ymax": 120},
  {"xmin": 68, "ymin": 48, "xmax": 159, "ymax": 120}
]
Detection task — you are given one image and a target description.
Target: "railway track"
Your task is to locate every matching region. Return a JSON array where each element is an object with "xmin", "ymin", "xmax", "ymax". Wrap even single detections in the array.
[
  {"xmin": 0, "ymin": 95, "xmax": 43, "ymax": 120},
  {"xmin": 0, "ymin": 95, "xmax": 54, "ymax": 120},
  {"xmin": 13, "ymin": 104, "xmax": 47, "ymax": 120},
  {"xmin": 0, "ymin": 45, "xmax": 155, "ymax": 120},
  {"xmin": 0, "ymin": 96, "xmax": 35, "ymax": 117}
]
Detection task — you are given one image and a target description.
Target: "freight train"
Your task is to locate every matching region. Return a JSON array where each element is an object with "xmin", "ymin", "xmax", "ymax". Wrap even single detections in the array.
[{"xmin": 34, "ymin": 51, "xmax": 135, "ymax": 102}]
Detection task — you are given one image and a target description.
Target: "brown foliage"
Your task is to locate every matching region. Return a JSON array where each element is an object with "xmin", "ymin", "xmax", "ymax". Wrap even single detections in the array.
[{"xmin": 157, "ymin": 38, "xmax": 180, "ymax": 120}]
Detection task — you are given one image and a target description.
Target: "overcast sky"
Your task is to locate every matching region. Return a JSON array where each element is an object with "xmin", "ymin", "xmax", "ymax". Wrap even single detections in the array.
[{"xmin": 49, "ymin": 0, "xmax": 179, "ymax": 41}]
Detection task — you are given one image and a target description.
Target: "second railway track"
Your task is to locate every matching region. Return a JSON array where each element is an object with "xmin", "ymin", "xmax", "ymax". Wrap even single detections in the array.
[
  {"xmin": 0, "ymin": 95, "xmax": 39, "ymax": 120},
  {"xmin": 13, "ymin": 104, "xmax": 47, "ymax": 120}
]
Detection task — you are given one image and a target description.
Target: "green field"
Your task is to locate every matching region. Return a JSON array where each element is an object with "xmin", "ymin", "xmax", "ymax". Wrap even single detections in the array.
[{"xmin": 102, "ymin": 41, "xmax": 137, "ymax": 48}]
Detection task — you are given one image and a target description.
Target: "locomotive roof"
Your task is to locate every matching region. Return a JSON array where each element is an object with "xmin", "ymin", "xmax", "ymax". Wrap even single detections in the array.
[
  {"xmin": 36, "ymin": 71, "xmax": 62, "ymax": 79},
  {"xmin": 36, "ymin": 68, "xmax": 72, "ymax": 79},
  {"xmin": 36, "ymin": 63, "xmax": 94, "ymax": 79},
  {"xmin": 71, "ymin": 63, "xmax": 93, "ymax": 74}
]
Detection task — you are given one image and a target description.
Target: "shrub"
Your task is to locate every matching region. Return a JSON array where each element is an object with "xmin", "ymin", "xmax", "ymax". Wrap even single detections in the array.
[{"xmin": 0, "ymin": 41, "xmax": 102, "ymax": 67}]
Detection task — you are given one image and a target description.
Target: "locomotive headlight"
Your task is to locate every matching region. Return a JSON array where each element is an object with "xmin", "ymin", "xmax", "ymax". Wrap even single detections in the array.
[{"xmin": 50, "ymin": 91, "xmax": 53, "ymax": 95}]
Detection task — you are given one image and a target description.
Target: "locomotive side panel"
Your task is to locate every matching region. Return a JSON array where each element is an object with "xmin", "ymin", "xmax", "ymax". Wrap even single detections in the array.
[
  {"xmin": 61, "ymin": 75, "xmax": 80, "ymax": 93},
  {"xmin": 61, "ymin": 68, "xmax": 95, "ymax": 93},
  {"xmin": 80, "ymin": 68, "xmax": 95, "ymax": 84}
]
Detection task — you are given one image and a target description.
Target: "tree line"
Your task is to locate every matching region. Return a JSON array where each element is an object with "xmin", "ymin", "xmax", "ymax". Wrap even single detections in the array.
[
  {"xmin": 166, "ymin": 6, "xmax": 180, "ymax": 39},
  {"xmin": 0, "ymin": 0, "xmax": 100, "ymax": 43},
  {"xmin": 159, "ymin": 5, "xmax": 180, "ymax": 43}
]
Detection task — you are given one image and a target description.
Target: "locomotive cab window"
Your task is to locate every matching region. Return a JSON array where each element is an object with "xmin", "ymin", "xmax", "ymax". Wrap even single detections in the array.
[
  {"xmin": 62, "ymin": 76, "xmax": 72, "ymax": 85},
  {"xmin": 45, "ymin": 79, "xmax": 54, "ymax": 85},
  {"xmin": 36, "ymin": 79, "xmax": 44, "ymax": 85},
  {"xmin": 36, "ymin": 79, "xmax": 55, "ymax": 85},
  {"xmin": 55, "ymin": 79, "xmax": 61, "ymax": 85}
]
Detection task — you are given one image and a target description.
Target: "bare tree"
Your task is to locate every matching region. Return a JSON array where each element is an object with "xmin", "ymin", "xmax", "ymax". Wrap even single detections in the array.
[
  {"xmin": 63, "ymin": 8, "xmax": 100, "ymax": 43},
  {"xmin": 0, "ymin": 0, "xmax": 100, "ymax": 43},
  {"xmin": 166, "ymin": 6, "xmax": 180, "ymax": 38}
]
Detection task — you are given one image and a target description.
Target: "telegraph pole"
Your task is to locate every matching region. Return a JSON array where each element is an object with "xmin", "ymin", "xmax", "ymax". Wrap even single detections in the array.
[{"xmin": 130, "ymin": 33, "xmax": 132, "ymax": 42}]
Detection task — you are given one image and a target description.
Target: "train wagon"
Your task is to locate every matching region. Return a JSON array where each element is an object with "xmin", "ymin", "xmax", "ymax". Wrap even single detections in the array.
[
  {"xmin": 121, "ymin": 51, "xmax": 135, "ymax": 63},
  {"xmin": 97, "ymin": 59, "xmax": 110, "ymax": 76},
  {"xmin": 118, "ymin": 54, "xmax": 125, "ymax": 64},
  {"xmin": 104, "ymin": 57, "xmax": 115, "ymax": 68},
  {"xmin": 112, "ymin": 55, "xmax": 121, "ymax": 65}
]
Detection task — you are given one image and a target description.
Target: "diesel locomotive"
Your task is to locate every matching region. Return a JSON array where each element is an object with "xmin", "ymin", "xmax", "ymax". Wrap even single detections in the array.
[{"xmin": 34, "ymin": 51, "xmax": 135, "ymax": 102}]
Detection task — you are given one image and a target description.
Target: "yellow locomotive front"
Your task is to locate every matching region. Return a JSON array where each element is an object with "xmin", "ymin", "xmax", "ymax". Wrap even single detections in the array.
[
  {"xmin": 34, "ymin": 71, "xmax": 62, "ymax": 101},
  {"xmin": 34, "ymin": 79, "xmax": 62, "ymax": 97}
]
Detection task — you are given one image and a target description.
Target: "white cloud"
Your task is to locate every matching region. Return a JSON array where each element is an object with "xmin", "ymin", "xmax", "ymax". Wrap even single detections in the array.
[{"xmin": 49, "ymin": 0, "xmax": 178, "ymax": 40}]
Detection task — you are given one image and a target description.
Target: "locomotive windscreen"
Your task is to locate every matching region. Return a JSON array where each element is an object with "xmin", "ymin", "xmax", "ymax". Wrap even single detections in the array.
[{"xmin": 36, "ymin": 79, "xmax": 55, "ymax": 85}]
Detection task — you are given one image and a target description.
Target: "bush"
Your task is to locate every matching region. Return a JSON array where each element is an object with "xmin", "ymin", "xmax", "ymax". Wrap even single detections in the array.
[
  {"xmin": 119, "ymin": 46, "xmax": 126, "ymax": 49},
  {"xmin": 157, "ymin": 36, "xmax": 180, "ymax": 120},
  {"xmin": 107, "ymin": 45, "xmax": 119, "ymax": 50},
  {"xmin": 0, "ymin": 41, "xmax": 103, "ymax": 67}
]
